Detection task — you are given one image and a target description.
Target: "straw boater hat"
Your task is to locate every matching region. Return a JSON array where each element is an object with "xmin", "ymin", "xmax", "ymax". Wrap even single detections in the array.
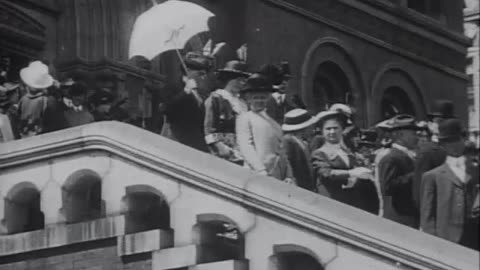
[{"xmin": 282, "ymin": 109, "xmax": 319, "ymax": 132}]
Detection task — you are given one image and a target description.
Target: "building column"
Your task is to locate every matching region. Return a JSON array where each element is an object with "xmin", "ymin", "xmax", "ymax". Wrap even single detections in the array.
[{"xmin": 40, "ymin": 179, "xmax": 65, "ymax": 225}]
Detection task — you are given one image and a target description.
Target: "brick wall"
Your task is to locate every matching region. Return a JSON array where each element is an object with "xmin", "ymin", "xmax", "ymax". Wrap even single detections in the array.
[{"xmin": 0, "ymin": 239, "xmax": 152, "ymax": 270}]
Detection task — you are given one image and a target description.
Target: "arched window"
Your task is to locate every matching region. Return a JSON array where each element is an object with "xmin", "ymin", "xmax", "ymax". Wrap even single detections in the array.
[
  {"xmin": 4, "ymin": 182, "xmax": 44, "ymax": 234},
  {"xmin": 123, "ymin": 185, "xmax": 170, "ymax": 234},
  {"xmin": 62, "ymin": 170, "xmax": 103, "ymax": 224},
  {"xmin": 380, "ymin": 86, "xmax": 416, "ymax": 120},
  {"xmin": 269, "ymin": 245, "xmax": 324, "ymax": 270},
  {"xmin": 192, "ymin": 214, "xmax": 244, "ymax": 263},
  {"xmin": 313, "ymin": 61, "xmax": 352, "ymax": 111}
]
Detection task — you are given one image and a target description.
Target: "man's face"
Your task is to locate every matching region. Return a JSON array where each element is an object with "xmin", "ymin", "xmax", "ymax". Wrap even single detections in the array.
[
  {"xmin": 428, "ymin": 121, "xmax": 440, "ymax": 142},
  {"xmin": 188, "ymin": 70, "xmax": 215, "ymax": 100},
  {"xmin": 245, "ymin": 92, "xmax": 270, "ymax": 112},
  {"xmin": 275, "ymin": 79, "xmax": 288, "ymax": 94},
  {"xmin": 443, "ymin": 139, "xmax": 466, "ymax": 157},
  {"xmin": 396, "ymin": 129, "xmax": 418, "ymax": 150}
]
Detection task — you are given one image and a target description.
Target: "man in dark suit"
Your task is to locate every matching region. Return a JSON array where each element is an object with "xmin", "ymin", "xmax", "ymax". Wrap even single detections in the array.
[
  {"xmin": 412, "ymin": 100, "xmax": 454, "ymax": 211},
  {"xmin": 260, "ymin": 62, "xmax": 305, "ymax": 124},
  {"xmin": 282, "ymin": 109, "xmax": 319, "ymax": 191},
  {"xmin": 160, "ymin": 52, "xmax": 214, "ymax": 152},
  {"xmin": 378, "ymin": 114, "xmax": 421, "ymax": 228},
  {"xmin": 420, "ymin": 119, "xmax": 479, "ymax": 250}
]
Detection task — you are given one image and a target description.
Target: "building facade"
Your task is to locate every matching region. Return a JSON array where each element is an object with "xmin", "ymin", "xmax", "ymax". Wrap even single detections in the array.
[
  {"xmin": 464, "ymin": 0, "xmax": 479, "ymax": 146},
  {"xmin": 0, "ymin": 0, "xmax": 470, "ymax": 129}
]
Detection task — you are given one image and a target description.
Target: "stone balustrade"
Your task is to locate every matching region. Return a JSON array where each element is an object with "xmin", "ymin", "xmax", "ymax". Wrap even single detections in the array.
[{"xmin": 0, "ymin": 122, "xmax": 478, "ymax": 270}]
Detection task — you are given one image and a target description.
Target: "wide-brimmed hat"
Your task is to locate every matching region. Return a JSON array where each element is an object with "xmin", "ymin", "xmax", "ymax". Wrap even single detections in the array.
[
  {"xmin": 217, "ymin": 60, "xmax": 251, "ymax": 79},
  {"xmin": 329, "ymin": 103, "xmax": 354, "ymax": 125},
  {"xmin": 375, "ymin": 119, "xmax": 393, "ymax": 130},
  {"xmin": 282, "ymin": 109, "xmax": 319, "ymax": 132},
  {"xmin": 427, "ymin": 100, "xmax": 455, "ymax": 119},
  {"xmin": 90, "ymin": 87, "xmax": 114, "ymax": 105},
  {"xmin": 384, "ymin": 114, "xmax": 422, "ymax": 131},
  {"xmin": 438, "ymin": 118, "xmax": 465, "ymax": 142},
  {"xmin": 315, "ymin": 110, "xmax": 344, "ymax": 126},
  {"xmin": 20, "ymin": 61, "xmax": 54, "ymax": 89},
  {"xmin": 184, "ymin": 51, "xmax": 214, "ymax": 71},
  {"xmin": 358, "ymin": 129, "xmax": 378, "ymax": 147},
  {"xmin": 258, "ymin": 62, "xmax": 292, "ymax": 86},
  {"xmin": 240, "ymin": 73, "xmax": 275, "ymax": 94}
]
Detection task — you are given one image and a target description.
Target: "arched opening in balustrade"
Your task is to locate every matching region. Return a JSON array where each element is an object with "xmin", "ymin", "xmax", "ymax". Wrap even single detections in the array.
[
  {"xmin": 3, "ymin": 182, "xmax": 44, "ymax": 234},
  {"xmin": 62, "ymin": 170, "xmax": 104, "ymax": 224},
  {"xmin": 269, "ymin": 245, "xmax": 324, "ymax": 270},
  {"xmin": 122, "ymin": 185, "xmax": 170, "ymax": 234},
  {"xmin": 192, "ymin": 214, "xmax": 245, "ymax": 263}
]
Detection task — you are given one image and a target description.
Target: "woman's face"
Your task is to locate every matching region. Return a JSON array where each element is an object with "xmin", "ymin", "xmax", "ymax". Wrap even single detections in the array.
[
  {"xmin": 322, "ymin": 119, "xmax": 343, "ymax": 144},
  {"xmin": 245, "ymin": 91, "xmax": 270, "ymax": 112}
]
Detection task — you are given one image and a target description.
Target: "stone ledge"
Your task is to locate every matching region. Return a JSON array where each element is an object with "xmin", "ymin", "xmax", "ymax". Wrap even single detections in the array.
[
  {"xmin": 189, "ymin": 260, "xmax": 248, "ymax": 270},
  {"xmin": 0, "ymin": 215, "xmax": 124, "ymax": 257},
  {"xmin": 117, "ymin": 229, "xmax": 174, "ymax": 256},
  {"xmin": 188, "ymin": 260, "xmax": 248, "ymax": 270},
  {"xmin": 152, "ymin": 245, "xmax": 226, "ymax": 270}
]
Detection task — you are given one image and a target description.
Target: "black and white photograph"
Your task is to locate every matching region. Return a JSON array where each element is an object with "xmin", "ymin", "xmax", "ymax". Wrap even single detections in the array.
[{"xmin": 0, "ymin": 0, "xmax": 479, "ymax": 269}]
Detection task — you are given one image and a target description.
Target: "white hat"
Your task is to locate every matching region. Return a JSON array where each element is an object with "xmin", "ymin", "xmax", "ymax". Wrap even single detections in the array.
[
  {"xmin": 315, "ymin": 110, "xmax": 342, "ymax": 124},
  {"xmin": 20, "ymin": 61, "xmax": 54, "ymax": 89},
  {"xmin": 329, "ymin": 103, "xmax": 353, "ymax": 125},
  {"xmin": 282, "ymin": 109, "xmax": 319, "ymax": 132}
]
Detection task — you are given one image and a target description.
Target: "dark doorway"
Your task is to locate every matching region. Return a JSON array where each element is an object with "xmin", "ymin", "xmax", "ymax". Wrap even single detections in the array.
[
  {"xmin": 380, "ymin": 86, "xmax": 416, "ymax": 120},
  {"xmin": 313, "ymin": 61, "xmax": 352, "ymax": 112}
]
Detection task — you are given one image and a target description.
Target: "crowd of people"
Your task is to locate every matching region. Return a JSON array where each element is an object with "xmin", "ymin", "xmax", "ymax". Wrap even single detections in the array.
[{"xmin": 0, "ymin": 51, "xmax": 478, "ymax": 251}]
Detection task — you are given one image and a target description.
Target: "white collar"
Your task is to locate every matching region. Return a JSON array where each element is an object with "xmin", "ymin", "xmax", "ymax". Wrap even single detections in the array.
[{"xmin": 392, "ymin": 143, "xmax": 416, "ymax": 159}]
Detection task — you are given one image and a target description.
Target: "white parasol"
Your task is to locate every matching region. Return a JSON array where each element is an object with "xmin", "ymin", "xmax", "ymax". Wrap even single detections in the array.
[{"xmin": 128, "ymin": 0, "xmax": 214, "ymax": 71}]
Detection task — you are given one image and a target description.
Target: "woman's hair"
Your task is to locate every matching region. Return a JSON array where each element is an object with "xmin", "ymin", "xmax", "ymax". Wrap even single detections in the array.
[{"xmin": 319, "ymin": 113, "xmax": 347, "ymax": 131}]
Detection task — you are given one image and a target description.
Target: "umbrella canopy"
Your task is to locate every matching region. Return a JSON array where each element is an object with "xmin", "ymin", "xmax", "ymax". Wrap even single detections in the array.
[{"xmin": 129, "ymin": 0, "xmax": 214, "ymax": 60}]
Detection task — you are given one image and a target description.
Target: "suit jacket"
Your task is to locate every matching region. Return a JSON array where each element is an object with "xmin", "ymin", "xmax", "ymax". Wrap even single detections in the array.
[
  {"xmin": 378, "ymin": 147, "xmax": 417, "ymax": 227},
  {"xmin": 311, "ymin": 144, "xmax": 360, "ymax": 207},
  {"xmin": 236, "ymin": 110, "xmax": 293, "ymax": 181},
  {"xmin": 161, "ymin": 91, "xmax": 208, "ymax": 152},
  {"xmin": 283, "ymin": 134, "xmax": 315, "ymax": 191},
  {"xmin": 413, "ymin": 142, "xmax": 446, "ymax": 210},
  {"xmin": 266, "ymin": 93, "xmax": 305, "ymax": 124},
  {"xmin": 420, "ymin": 162, "xmax": 479, "ymax": 245}
]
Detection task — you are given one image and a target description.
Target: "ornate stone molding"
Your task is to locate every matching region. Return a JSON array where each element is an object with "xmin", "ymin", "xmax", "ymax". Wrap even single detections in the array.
[
  {"xmin": 0, "ymin": 122, "xmax": 477, "ymax": 270},
  {"xmin": 263, "ymin": 0, "xmax": 469, "ymax": 80}
]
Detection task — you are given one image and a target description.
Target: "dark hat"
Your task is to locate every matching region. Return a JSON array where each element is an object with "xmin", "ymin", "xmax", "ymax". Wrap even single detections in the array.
[
  {"xmin": 240, "ymin": 73, "xmax": 275, "ymax": 94},
  {"xmin": 217, "ymin": 60, "xmax": 251, "ymax": 80},
  {"xmin": 184, "ymin": 52, "xmax": 214, "ymax": 71},
  {"xmin": 358, "ymin": 129, "xmax": 378, "ymax": 147},
  {"xmin": 438, "ymin": 118, "xmax": 465, "ymax": 142},
  {"xmin": 0, "ymin": 88, "xmax": 10, "ymax": 107},
  {"xmin": 427, "ymin": 100, "xmax": 455, "ymax": 119},
  {"xmin": 90, "ymin": 87, "xmax": 114, "ymax": 105},
  {"xmin": 385, "ymin": 114, "xmax": 422, "ymax": 131},
  {"xmin": 66, "ymin": 82, "xmax": 88, "ymax": 98},
  {"xmin": 258, "ymin": 62, "xmax": 292, "ymax": 86}
]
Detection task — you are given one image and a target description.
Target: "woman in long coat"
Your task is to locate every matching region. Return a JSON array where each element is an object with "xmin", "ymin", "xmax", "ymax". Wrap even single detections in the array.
[{"xmin": 236, "ymin": 73, "xmax": 294, "ymax": 183}]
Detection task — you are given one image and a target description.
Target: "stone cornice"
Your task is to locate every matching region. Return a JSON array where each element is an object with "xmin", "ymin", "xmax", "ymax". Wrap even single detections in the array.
[
  {"xmin": 56, "ymin": 58, "xmax": 166, "ymax": 85},
  {"xmin": 0, "ymin": 122, "xmax": 478, "ymax": 270},
  {"xmin": 262, "ymin": 0, "xmax": 468, "ymax": 81}
]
